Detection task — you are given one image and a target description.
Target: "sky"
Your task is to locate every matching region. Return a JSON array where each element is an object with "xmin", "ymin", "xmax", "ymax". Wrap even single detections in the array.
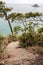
[{"xmin": 1, "ymin": 0, "xmax": 43, "ymax": 4}]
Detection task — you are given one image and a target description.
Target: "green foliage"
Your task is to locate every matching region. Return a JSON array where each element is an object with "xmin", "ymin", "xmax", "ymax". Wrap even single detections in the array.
[
  {"xmin": 8, "ymin": 34, "xmax": 18, "ymax": 42},
  {"xmin": 0, "ymin": 35, "xmax": 4, "ymax": 47},
  {"xmin": 0, "ymin": 35, "xmax": 4, "ymax": 40},
  {"xmin": 3, "ymin": 7, "xmax": 12, "ymax": 12},
  {"xmin": 19, "ymin": 32, "xmax": 34, "ymax": 48},
  {"xmin": 0, "ymin": 35, "xmax": 4, "ymax": 54},
  {"xmin": 19, "ymin": 32, "xmax": 43, "ymax": 48},
  {"xmin": 7, "ymin": 12, "xmax": 43, "ymax": 35},
  {"xmin": 7, "ymin": 13, "xmax": 16, "ymax": 22},
  {"xmin": 8, "ymin": 13, "xmax": 23, "ymax": 22},
  {"xmin": 14, "ymin": 26, "xmax": 21, "ymax": 34},
  {"xmin": 25, "ymin": 12, "xmax": 42, "ymax": 18},
  {"xmin": 34, "ymin": 33, "xmax": 43, "ymax": 46},
  {"xmin": 25, "ymin": 12, "xmax": 33, "ymax": 18},
  {"xmin": 16, "ymin": 13, "xmax": 24, "ymax": 20},
  {"xmin": 37, "ymin": 27, "xmax": 43, "ymax": 33},
  {"xmin": 0, "ymin": 1, "xmax": 12, "ymax": 18},
  {"xmin": 8, "ymin": 12, "xmax": 42, "ymax": 21},
  {"xmin": 19, "ymin": 33, "xmax": 28, "ymax": 48}
]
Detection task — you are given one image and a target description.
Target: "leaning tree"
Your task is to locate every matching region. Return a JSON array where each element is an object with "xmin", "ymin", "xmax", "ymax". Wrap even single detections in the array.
[
  {"xmin": 7, "ymin": 12, "xmax": 43, "ymax": 34},
  {"xmin": 0, "ymin": 1, "xmax": 13, "ymax": 34}
]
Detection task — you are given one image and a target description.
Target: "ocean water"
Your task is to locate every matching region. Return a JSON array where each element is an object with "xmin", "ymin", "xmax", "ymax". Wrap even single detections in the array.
[{"xmin": 0, "ymin": 4, "xmax": 43, "ymax": 35}]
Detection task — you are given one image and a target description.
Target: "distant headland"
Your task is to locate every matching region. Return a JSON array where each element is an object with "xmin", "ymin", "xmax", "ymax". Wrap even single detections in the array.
[{"xmin": 32, "ymin": 4, "xmax": 39, "ymax": 7}]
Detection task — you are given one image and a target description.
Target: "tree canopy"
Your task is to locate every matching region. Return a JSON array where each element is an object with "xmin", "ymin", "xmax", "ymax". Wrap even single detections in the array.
[{"xmin": 0, "ymin": 1, "xmax": 12, "ymax": 18}]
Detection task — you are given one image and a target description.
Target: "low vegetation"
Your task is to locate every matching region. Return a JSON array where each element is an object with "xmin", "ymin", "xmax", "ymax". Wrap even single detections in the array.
[
  {"xmin": 8, "ymin": 34, "xmax": 18, "ymax": 42},
  {"xmin": 0, "ymin": 34, "xmax": 18, "ymax": 59},
  {"xmin": 19, "ymin": 32, "xmax": 43, "ymax": 47},
  {"xmin": 0, "ymin": 35, "xmax": 5, "ymax": 58}
]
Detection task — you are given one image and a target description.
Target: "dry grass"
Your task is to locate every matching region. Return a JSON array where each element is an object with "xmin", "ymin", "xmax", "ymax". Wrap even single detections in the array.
[{"xmin": 26, "ymin": 46, "xmax": 43, "ymax": 55}]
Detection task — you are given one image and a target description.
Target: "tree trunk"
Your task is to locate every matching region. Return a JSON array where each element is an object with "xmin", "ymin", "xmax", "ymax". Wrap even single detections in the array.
[
  {"xmin": 3, "ymin": 11, "xmax": 13, "ymax": 35},
  {"xmin": 7, "ymin": 19, "xmax": 13, "ymax": 35}
]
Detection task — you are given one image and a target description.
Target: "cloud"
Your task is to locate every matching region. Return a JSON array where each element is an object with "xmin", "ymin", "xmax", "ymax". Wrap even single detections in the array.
[
  {"xmin": 4, "ymin": 0, "xmax": 43, "ymax": 4},
  {"xmin": 4, "ymin": 0, "xmax": 28, "ymax": 4}
]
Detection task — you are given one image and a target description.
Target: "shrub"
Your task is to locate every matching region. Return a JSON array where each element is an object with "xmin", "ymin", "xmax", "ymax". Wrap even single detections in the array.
[
  {"xmin": 0, "ymin": 35, "xmax": 5, "ymax": 56},
  {"xmin": 34, "ymin": 33, "xmax": 43, "ymax": 46},
  {"xmin": 8, "ymin": 34, "xmax": 18, "ymax": 42},
  {"xmin": 19, "ymin": 32, "xmax": 34, "ymax": 48},
  {"xmin": 19, "ymin": 32, "xmax": 43, "ymax": 48}
]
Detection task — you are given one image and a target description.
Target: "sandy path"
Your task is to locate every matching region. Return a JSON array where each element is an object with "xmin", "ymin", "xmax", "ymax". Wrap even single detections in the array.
[
  {"xmin": 1, "ymin": 41, "xmax": 43, "ymax": 65},
  {"xmin": 4, "ymin": 41, "xmax": 37, "ymax": 61}
]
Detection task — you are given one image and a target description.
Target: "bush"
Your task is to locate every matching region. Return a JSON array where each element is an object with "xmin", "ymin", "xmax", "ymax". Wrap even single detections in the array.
[
  {"xmin": 34, "ymin": 33, "xmax": 43, "ymax": 46},
  {"xmin": 19, "ymin": 32, "xmax": 34, "ymax": 48},
  {"xmin": 19, "ymin": 32, "xmax": 43, "ymax": 48},
  {"xmin": 8, "ymin": 34, "xmax": 18, "ymax": 42},
  {"xmin": 0, "ymin": 35, "xmax": 5, "ymax": 56}
]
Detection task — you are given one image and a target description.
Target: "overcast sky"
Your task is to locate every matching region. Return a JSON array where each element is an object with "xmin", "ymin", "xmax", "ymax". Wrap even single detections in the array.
[{"xmin": 2, "ymin": 0, "xmax": 43, "ymax": 4}]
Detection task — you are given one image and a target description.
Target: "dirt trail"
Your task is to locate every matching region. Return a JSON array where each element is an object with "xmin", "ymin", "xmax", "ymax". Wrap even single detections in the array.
[
  {"xmin": 1, "ymin": 41, "xmax": 43, "ymax": 65},
  {"xmin": 4, "ymin": 41, "xmax": 36, "ymax": 61}
]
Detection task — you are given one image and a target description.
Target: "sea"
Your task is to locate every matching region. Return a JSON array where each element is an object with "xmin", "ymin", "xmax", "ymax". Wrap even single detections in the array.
[{"xmin": 0, "ymin": 4, "xmax": 43, "ymax": 35}]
